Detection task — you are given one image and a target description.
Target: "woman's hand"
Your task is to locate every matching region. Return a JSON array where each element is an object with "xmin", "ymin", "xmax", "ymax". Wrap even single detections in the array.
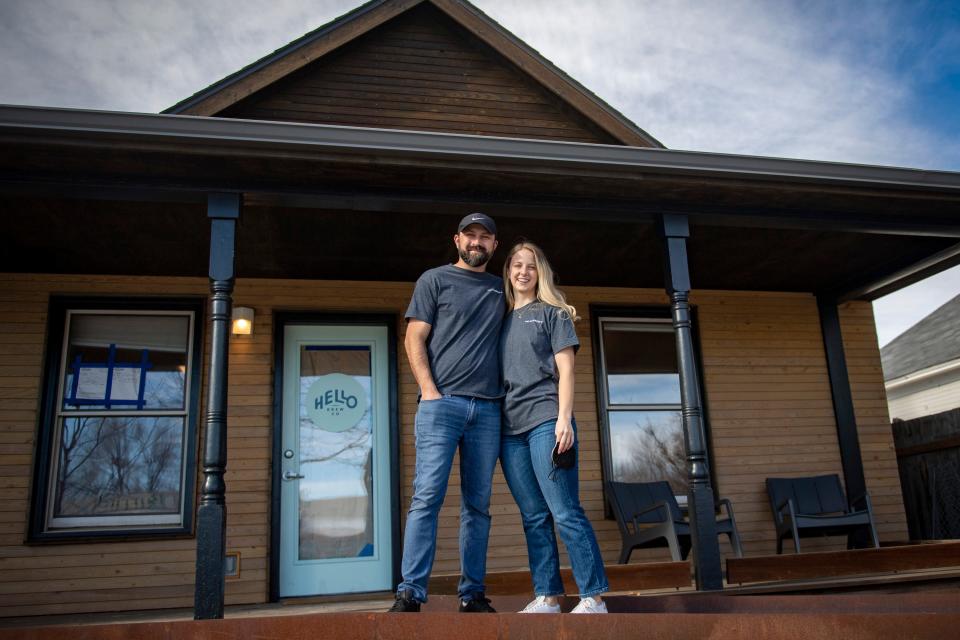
[
  {"xmin": 554, "ymin": 347, "xmax": 576, "ymax": 453},
  {"xmin": 555, "ymin": 416, "xmax": 574, "ymax": 453}
]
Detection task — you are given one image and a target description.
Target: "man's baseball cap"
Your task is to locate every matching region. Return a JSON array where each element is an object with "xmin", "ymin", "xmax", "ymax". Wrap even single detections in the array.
[{"xmin": 457, "ymin": 212, "xmax": 497, "ymax": 235}]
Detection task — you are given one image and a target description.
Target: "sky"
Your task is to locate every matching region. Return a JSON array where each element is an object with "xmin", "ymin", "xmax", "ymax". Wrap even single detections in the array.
[{"xmin": 1, "ymin": 0, "xmax": 958, "ymax": 347}]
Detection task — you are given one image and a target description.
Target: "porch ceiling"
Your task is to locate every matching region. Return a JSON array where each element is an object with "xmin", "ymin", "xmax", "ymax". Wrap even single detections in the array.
[
  {"xmin": 3, "ymin": 196, "xmax": 954, "ymax": 296},
  {"xmin": 2, "ymin": 105, "xmax": 959, "ymax": 298}
]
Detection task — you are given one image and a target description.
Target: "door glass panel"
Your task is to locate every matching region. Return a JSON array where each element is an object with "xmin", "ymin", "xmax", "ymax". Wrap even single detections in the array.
[
  {"xmin": 298, "ymin": 346, "xmax": 374, "ymax": 561},
  {"xmin": 608, "ymin": 410, "xmax": 686, "ymax": 492}
]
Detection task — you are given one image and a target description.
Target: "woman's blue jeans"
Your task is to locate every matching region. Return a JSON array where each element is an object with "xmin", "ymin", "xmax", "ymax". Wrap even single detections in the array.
[
  {"xmin": 500, "ymin": 419, "xmax": 608, "ymax": 597},
  {"xmin": 397, "ymin": 395, "xmax": 501, "ymax": 602}
]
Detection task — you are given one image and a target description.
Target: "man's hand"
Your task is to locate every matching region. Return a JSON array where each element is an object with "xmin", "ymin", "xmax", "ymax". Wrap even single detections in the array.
[
  {"xmin": 420, "ymin": 388, "xmax": 443, "ymax": 401},
  {"xmin": 405, "ymin": 319, "xmax": 441, "ymax": 400}
]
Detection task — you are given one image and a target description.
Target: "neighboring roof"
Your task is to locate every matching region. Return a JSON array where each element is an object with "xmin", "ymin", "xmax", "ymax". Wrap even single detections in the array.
[
  {"xmin": 163, "ymin": 0, "xmax": 662, "ymax": 148},
  {"xmin": 882, "ymin": 294, "xmax": 960, "ymax": 381}
]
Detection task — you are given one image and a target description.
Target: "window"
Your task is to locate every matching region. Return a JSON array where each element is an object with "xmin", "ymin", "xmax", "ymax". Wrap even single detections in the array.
[
  {"xmin": 30, "ymin": 298, "xmax": 203, "ymax": 540},
  {"xmin": 594, "ymin": 311, "xmax": 691, "ymax": 494}
]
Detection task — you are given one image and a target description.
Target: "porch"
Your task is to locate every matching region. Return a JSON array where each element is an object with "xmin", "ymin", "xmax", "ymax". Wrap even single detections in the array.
[{"xmin": 2, "ymin": 104, "xmax": 960, "ymax": 620}]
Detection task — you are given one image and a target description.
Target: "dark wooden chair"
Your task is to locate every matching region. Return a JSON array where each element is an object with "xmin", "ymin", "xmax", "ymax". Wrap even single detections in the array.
[
  {"xmin": 765, "ymin": 474, "xmax": 880, "ymax": 554},
  {"xmin": 606, "ymin": 480, "xmax": 744, "ymax": 563}
]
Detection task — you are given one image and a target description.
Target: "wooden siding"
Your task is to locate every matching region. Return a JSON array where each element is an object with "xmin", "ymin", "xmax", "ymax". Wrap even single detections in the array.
[
  {"xmin": 219, "ymin": 4, "xmax": 619, "ymax": 144},
  {"xmin": 698, "ymin": 294, "xmax": 908, "ymax": 555},
  {"xmin": 839, "ymin": 301, "xmax": 909, "ymax": 540},
  {"xmin": 886, "ymin": 367, "xmax": 960, "ymax": 421},
  {"xmin": 0, "ymin": 275, "xmax": 906, "ymax": 617}
]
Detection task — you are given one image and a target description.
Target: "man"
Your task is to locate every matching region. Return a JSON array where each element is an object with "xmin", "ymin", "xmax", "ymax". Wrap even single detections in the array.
[{"xmin": 389, "ymin": 213, "xmax": 505, "ymax": 613}]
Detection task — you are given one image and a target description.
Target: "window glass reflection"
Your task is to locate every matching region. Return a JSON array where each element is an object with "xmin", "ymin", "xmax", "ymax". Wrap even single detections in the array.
[
  {"xmin": 602, "ymin": 322, "xmax": 680, "ymax": 405},
  {"xmin": 608, "ymin": 373, "xmax": 681, "ymax": 405},
  {"xmin": 53, "ymin": 416, "xmax": 184, "ymax": 518},
  {"xmin": 609, "ymin": 411, "xmax": 686, "ymax": 493}
]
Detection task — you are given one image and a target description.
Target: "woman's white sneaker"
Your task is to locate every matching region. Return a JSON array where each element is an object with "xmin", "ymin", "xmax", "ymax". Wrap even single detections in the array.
[
  {"xmin": 519, "ymin": 595, "xmax": 561, "ymax": 613},
  {"xmin": 570, "ymin": 597, "xmax": 607, "ymax": 614}
]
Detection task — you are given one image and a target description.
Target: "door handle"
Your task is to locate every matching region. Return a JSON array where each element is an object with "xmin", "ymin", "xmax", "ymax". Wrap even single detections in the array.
[{"xmin": 282, "ymin": 470, "xmax": 305, "ymax": 481}]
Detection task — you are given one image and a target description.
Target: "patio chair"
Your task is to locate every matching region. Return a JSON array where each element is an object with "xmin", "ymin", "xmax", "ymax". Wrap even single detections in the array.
[
  {"xmin": 606, "ymin": 480, "xmax": 744, "ymax": 563},
  {"xmin": 765, "ymin": 474, "xmax": 880, "ymax": 554}
]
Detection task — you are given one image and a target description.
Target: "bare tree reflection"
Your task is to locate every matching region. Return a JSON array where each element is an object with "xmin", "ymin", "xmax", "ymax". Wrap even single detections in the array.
[
  {"xmin": 299, "ymin": 419, "xmax": 371, "ymax": 465},
  {"xmin": 55, "ymin": 416, "xmax": 105, "ymax": 515},
  {"xmin": 298, "ymin": 405, "xmax": 375, "ymax": 560},
  {"xmin": 55, "ymin": 416, "xmax": 182, "ymax": 517},
  {"xmin": 612, "ymin": 412, "xmax": 687, "ymax": 492}
]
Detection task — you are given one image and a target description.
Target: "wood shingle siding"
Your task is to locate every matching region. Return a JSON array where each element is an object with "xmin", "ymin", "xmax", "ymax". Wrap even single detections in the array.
[
  {"xmin": 220, "ymin": 4, "xmax": 620, "ymax": 144},
  {"xmin": 0, "ymin": 274, "xmax": 906, "ymax": 616}
]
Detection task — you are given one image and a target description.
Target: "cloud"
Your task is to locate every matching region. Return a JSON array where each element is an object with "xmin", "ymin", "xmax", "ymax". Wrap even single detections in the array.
[
  {"xmin": 873, "ymin": 265, "xmax": 960, "ymax": 347},
  {"xmin": 477, "ymin": 0, "xmax": 953, "ymax": 170},
  {"xmin": 1, "ymin": 0, "xmax": 957, "ymax": 340},
  {"xmin": 0, "ymin": 0, "xmax": 352, "ymax": 112}
]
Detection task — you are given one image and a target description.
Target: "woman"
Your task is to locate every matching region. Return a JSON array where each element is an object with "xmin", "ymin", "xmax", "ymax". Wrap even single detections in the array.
[{"xmin": 499, "ymin": 241, "xmax": 608, "ymax": 614}]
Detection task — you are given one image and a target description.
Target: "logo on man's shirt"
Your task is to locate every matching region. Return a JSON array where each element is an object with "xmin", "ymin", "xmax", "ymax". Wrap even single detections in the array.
[{"xmin": 485, "ymin": 288, "xmax": 503, "ymax": 295}]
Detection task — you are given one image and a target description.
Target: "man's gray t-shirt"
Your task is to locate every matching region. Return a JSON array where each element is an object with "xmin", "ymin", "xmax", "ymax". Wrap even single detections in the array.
[
  {"xmin": 501, "ymin": 302, "xmax": 579, "ymax": 434},
  {"xmin": 405, "ymin": 265, "xmax": 505, "ymax": 399}
]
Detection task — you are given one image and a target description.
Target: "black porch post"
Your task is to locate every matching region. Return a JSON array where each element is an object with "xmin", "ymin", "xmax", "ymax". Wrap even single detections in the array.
[
  {"xmin": 816, "ymin": 296, "xmax": 868, "ymax": 503},
  {"xmin": 659, "ymin": 213, "xmax": 723, "ymax": 590},
  {"xmin": 194, "ymin": 193, "xmax": 241, "ymax": 620}
]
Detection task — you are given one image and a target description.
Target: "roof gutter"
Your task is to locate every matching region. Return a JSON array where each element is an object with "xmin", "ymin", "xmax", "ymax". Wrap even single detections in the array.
[
  {"xmin": 3, "ymin": 105, "xmax": 960, "ymax": 193},
  {"xmin": 885, "ymin": 357, "xmax": 960, "ymax": 391}
]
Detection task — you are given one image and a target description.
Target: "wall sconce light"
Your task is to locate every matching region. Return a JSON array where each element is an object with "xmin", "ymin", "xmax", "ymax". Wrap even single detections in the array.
[{"xmin": 232, "ymin": 306, "xmax": 254, "ymax": 335}]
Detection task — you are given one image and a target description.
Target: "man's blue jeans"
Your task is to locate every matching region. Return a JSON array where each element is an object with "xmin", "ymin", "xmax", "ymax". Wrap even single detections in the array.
[
  {"xmin": 500, "ymin": 419, "xmax": 608, "ymax": 597},
  {"xmin": 397, "ymin": 395, "xmax": 501, "ymax": 602}
]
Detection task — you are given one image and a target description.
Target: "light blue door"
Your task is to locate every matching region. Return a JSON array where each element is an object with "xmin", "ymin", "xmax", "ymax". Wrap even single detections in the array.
[{"xmin": 279, "ymin": 324, "xmax": 392, "ymax": 597}]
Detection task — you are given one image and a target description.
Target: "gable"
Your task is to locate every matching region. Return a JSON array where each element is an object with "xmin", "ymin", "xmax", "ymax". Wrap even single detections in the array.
[
  {"xmin": 167, "ymin": 0, "xmax": 661, "ymax": 146},
  {"xmin": 216, "ymin": 3, "xmax": 620, "ymax": 144}
]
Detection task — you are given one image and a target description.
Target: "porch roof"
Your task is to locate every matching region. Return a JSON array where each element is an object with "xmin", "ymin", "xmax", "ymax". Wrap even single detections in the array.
[{"xmin": 2, "ymin": 104, "xmax": 959, "ymax": 298}]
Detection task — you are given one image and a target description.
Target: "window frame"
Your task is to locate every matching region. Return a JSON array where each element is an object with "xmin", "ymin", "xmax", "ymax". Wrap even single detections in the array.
[
  {"xmin": 590, "ymin": 305, "xmax": 716, "ymax": 513},
  {"xmin": 29, "ymin": 296, "xmax": 205, "ymax": 542}
]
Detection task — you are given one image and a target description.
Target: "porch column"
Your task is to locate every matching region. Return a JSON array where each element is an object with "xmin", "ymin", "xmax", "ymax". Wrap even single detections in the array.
[
  {"xmin": 195, "ymin": 193, "xmax": 241, "ymax": 620},
  {"xmin": 659, "ymin": 213, "xmax": 723, "ymax": 590},
  {"xmin": 816, "ymin": 297, "xmax": 868, "ymax": 507}
]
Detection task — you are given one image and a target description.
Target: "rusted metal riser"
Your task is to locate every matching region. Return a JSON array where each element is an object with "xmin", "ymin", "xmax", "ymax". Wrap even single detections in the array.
[
  {"xmin": 3, "ymin": 595, "xmax": 958, "ymax": 640},
  {"xmin": 1, "ymin": 613, "xmax": 956, "ymax": 640}
]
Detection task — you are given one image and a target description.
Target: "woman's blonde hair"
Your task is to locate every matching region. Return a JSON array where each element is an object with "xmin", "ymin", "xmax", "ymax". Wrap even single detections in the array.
[{"xmin": 503, "ymin": 241, "xmax": 579, "ymax": 321}]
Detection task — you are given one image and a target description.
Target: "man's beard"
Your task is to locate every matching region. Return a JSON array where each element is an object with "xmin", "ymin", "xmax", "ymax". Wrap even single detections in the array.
[{"xmin": 459, "ymin": 246, "xmax": 490, "ymax": 267}]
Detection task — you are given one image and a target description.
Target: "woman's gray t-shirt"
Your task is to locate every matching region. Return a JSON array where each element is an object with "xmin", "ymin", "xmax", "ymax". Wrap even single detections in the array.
[
  {"xmin": 405, "ymin": 264, "xmax": 505, "ymax": 399},
  {"xmin": 500, "ymin": 302, "xmax": 579, "ymax": 434}
]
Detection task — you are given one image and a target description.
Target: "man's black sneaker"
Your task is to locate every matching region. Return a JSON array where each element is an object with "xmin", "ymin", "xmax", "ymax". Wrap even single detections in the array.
[
  {"xmin": 459, "ymin": 593, "xmax": 496, "ymax": 613},
  {"xmin": 388, "ymin": 590, "xmax": 421, "ymax": 612}
]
